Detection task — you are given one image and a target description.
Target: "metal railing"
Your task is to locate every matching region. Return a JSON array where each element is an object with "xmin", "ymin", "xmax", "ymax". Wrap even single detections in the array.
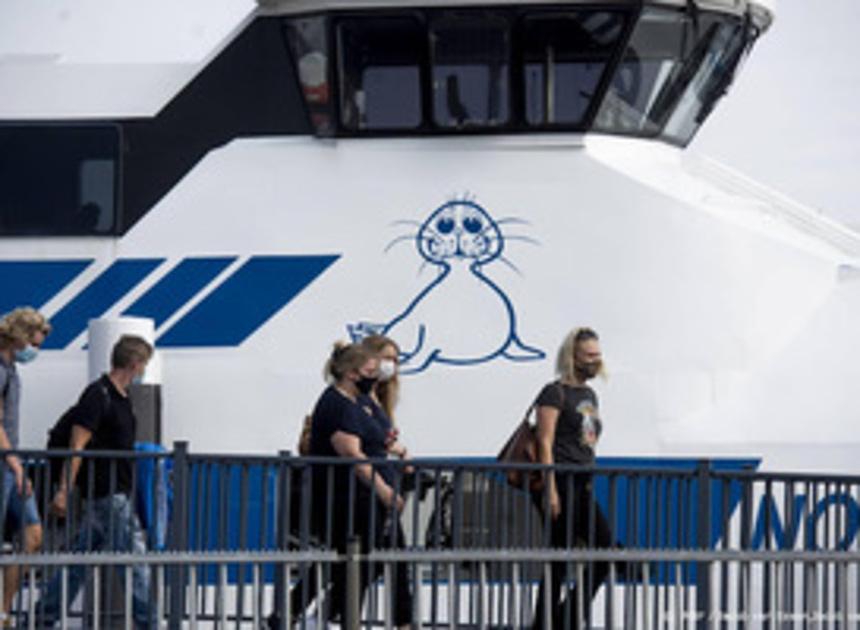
[{"xmin": 1, "ymin": 445, "xmax": 859, "ymax": 628}]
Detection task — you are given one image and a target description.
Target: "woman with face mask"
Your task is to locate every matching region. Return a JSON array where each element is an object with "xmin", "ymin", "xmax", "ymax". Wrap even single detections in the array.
[
  {"xmin": 276, "ymin": 341, "xmax": 412, "ymax": 628},
  {"xmin": 532, "ymin": 327, "xmax": 614, "ymax": 630},
  {"xmin": 361, "ymin": 334, "xmax": 408, "ymax": 459},
  {"xmin": 0, "ymin": 307, "xmax": 51, "ymax": 624}
]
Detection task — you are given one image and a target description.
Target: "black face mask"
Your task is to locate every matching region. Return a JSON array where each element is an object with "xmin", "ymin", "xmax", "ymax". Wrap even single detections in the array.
[
  {"xmin": 575, "ymin": 361, "xmax": 601, "ymax": 381},
  {"xmin": 356, "ymin": 375, "xmax": 378, "ymax": 396}
]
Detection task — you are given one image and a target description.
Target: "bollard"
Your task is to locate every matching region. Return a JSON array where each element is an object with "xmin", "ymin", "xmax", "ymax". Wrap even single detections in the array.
[{"xmin": 345, "ymin": 537, "xmax": 361, "ymax": 630}]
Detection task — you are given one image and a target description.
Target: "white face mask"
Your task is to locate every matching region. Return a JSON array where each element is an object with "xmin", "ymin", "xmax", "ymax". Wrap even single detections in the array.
[{"xmin": 378, "ymin": 359, "xmax": 397, "ymax": 382}]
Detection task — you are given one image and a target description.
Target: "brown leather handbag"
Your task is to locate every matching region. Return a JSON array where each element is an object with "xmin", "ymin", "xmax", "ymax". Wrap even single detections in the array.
[{"xmin": 497, "ymin": 402, "xmax": 544, "ymax": 493}]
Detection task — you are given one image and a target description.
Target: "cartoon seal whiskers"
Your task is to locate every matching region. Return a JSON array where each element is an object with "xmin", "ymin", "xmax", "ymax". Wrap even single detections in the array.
[{"xmin": 349, "ymin": 198, "xmax": 545, "ymax": 374}]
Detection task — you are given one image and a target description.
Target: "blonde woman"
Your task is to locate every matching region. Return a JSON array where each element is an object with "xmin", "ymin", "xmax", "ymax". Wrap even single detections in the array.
[
  {"xmin": 360, "ymin": 334, "xmax": 400, "ymax": 422},
  {"xmin": 0, "ymin": 307, "xmax": 50, "ymax": 623},
  {"xmin": 532, "ymin": 327, "xmax": 610, "ymax": 629},
  {"xmin": 360, "ymin": 334, "xmax": 409, "ymax": 460}
]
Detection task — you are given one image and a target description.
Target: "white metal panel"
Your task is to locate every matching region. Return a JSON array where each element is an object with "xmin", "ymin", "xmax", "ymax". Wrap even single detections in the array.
[{"xmin": 0, "ymin": 0, "xmax": 256, "ymax": 119}]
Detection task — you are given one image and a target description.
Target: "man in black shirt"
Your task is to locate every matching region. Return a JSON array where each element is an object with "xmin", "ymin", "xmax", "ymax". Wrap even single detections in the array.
[{"xmin": 36, "ymin": 335, "xmax": 154, "ymax": 628}]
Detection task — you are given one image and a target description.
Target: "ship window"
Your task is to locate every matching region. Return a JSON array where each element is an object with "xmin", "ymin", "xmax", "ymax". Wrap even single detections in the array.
[
  {"xmin": 0, "ymin": 125, "xmax": 119, "ymax": 236},
  {"xmin": 336, "ymin": 16, "xmax": 423, "ymax": 130},
  {"xmin": 523, "ymin": 11, "xmax": 628, "ymax": 127},
  {"xmin": 431, "ymin": 12, "xmax": 510, "ymax": 128},
  {"xmin": 594, "ymin": 8, "xmax": 693, "ymax": 135},
  {"xmin": 593, "ymin": 8, "xmax": 750, "ymax": 143},
  {"xmin": 285, "ymin": 16, "xmax": 334, "ymax": 136},
  {"xmin": 660, "ymin": 17, "xmax": 752, "ymax": 144}
]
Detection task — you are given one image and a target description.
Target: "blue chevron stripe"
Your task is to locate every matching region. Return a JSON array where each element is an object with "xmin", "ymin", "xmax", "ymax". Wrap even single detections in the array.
[
  {"xmin": 157, "ymin": 255, "xmax": 339, "ymax": 347},
  {"xmin": 122, "ymin": 257, "xmax": 237, "ymax": 328},
  {"xmin": 0, "ymin": 260, "xmax": 93, "ymax": 315},
  {"xmin": 42, "ymin": 258, "xmax": 165, "ymax": 349}
]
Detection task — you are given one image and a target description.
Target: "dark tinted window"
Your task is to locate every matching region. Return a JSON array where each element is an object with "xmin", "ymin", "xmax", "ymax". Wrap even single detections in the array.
[
  {"xmin": 660, "ymin": 17, "xmax": 750, "ymax": 144},
  {"xmin": 594, "ymin": 8, "xmax": 749, "ymax": 142},
  {"xmin": 285, "ymin": 16, "xmax": 333, "ymax": 136},
  {"xmin": 0, "ymin": 125, "xmax": 119, "ymax": 236},
  {"xmin": 524, "ymin": 11, "xmax": 628, "ymax": 127},
  {"xmin": 431, "ymin": 12, "xmax": 510, "ymax": 128},
  {"xmin": 337, "ymin": 16, "xmax": 424, "ymax": 130}
]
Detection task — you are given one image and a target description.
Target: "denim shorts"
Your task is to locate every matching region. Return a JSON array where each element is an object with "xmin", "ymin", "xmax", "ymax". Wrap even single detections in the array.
[{"xmin": 2, "ymin": 469, "xmax": 41, "ymax": 530}]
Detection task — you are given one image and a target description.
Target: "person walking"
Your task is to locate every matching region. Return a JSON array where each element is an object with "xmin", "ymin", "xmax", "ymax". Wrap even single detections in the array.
[
  {"xmin": 311, "ymin": 342, "xmax": 411, "ymax": 627},
  {"xmin": 0, "ymin": 307, "xmax": 50, "ymax": 624},
  {"xmin": 532, "ymin": 327, "xmax": 610, "ymax": 629},
  {"xmin": 36, "ymin": 335, "xmax": 155, "ymax": 628}
]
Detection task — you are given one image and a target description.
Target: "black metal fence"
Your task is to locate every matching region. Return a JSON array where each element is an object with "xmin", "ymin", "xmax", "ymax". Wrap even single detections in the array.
[{"xmin": 1, "ymin": 445, "xmax": 860, "ymax": 627}]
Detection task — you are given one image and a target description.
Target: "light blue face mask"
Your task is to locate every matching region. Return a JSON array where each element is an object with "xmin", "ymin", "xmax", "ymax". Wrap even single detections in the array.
[
  {"xmin": 14, "ymin": 345, "xmax": 38, "ymax": 364},
  {"xmin": 132, "ymin": 373, "xmax": 145, "ymax": 386}
]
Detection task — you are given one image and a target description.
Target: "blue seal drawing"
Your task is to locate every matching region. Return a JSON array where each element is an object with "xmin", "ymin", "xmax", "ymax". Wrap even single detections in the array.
[{"xmin": 349, "ymin": 198, "xmax": 545, "ymax": 374}]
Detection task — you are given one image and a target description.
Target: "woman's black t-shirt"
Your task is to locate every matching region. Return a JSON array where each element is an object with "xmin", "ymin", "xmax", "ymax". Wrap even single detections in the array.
[
  {"xmin": 309, "ymin": 386, "xmax": 395, "ymax": 495},
  {"xmin": 356, "ymin": 394, "xmax": 395, "ymax": 485},
  {"xmin": 309, "ymin": 385, "xmax": 363, "ymax": 458},
  {"xmin": 535, "ymin": 381, "xmax": 601, "ymax": 465}
]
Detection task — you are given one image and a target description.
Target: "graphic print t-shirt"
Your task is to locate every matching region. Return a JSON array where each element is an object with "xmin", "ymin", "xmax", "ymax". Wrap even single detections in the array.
[{"xmin": 535, "ymin": 381, "xmax": 601, "ymax": 465}]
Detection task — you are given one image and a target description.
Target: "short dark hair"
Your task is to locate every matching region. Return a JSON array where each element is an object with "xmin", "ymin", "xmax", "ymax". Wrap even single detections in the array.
[{"xmin": 111, "ymin": 335, "xmax": 153, "ymax": 369}]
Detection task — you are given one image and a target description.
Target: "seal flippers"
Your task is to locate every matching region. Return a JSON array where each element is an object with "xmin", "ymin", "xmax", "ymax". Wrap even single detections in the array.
[{"xmin": 502, "ymin": 335, "xmax": 546, "ymax": 361}]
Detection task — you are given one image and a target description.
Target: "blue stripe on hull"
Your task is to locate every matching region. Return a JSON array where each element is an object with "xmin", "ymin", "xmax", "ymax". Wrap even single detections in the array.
[
  {"xmin": 157, "ymin": 255, "xmax": 339, "ymax": 347},
  {"xmin": 42, "ymin": 258, "xmax": 164, "ymax": 349},
  {"xmin": 123, "ymin": 257, "xmax": 236, "ymax": 327},
  {"xmin": 0, "ymin": 260, "xmax": 92, "ymax": 315}
]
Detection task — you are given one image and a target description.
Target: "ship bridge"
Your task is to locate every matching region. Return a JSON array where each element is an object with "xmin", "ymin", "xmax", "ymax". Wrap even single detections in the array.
[
  {"xmin": 0, "ymin": 0, "xmax": 772, "ymax": 236},
  {"xmin": 264, "ymin": 0, "xmax": 773, "ymax": 144}
]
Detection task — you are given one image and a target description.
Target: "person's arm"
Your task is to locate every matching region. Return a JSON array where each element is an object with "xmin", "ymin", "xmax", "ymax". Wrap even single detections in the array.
[
  {"xmin": 535, "ymin": 405, "xmax": 561, "ymax": 519},
  {"xmin": 51, "ymin": 425, "xmax": 93, "ymax": 517},
  {"xmin": 331, "ymin": 430, "xmax": 404, "ymax": 512},
  {"xmin": 384, "ymin": 427, "xmax": 409, "ymax": 460},
  {"xmin": 0, "ymin": 402, "xmax": 28, "ymax": 496}
]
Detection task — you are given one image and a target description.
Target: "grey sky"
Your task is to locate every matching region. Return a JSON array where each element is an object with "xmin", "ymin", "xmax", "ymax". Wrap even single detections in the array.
[{"xmin": 695, "ymin": 0, "xmax": 860, "ymax": 229}]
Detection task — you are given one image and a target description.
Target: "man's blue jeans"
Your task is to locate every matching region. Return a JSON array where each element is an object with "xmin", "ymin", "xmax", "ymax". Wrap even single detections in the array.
[{"xmin": 37, "ymin": 493, "xmax": 153, "ymax": 628}]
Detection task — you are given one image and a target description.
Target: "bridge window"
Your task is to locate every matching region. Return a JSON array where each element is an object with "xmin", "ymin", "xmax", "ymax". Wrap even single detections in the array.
[
  {"xmin": 431, "ymin": 12, "xmax": 510, "ymax": 128},
  {"xmin": 285, "ymin": 15, "xmax": 333, "ymax": 136},
  {"xmin": 336, "ymin": 16, "xmax": 424, "ymax": 131},
  {"xmin": 523, "ymin": 11, "xmax": 628, "ymax": 127},
  {"xmin": 284, "ymin": 6, "xmax": 760, "ymax": 145},
  {"xmin": 0, "ymin": 125, "xmax": 119, "ymax": 236},
  {"xmin": 660, "ymin": 17, "xmax": 753, "ymax": 144},
  {"xmin": 594, "ymin": 8, "xmax": 747, "ymax": 141}
]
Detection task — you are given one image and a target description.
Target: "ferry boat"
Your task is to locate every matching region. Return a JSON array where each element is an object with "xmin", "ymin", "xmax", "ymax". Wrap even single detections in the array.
[{"xmin": 3, "ymin": 0, "xmax": 859, "ymax": 474}]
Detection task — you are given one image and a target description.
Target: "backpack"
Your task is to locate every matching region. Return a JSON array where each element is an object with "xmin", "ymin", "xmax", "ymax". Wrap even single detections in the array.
[{"xmin": 45, "ymin": 382, "xmax": 111, "ymax": 489}]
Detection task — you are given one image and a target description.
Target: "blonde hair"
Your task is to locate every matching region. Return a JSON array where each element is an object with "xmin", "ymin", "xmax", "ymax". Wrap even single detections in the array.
[
  {"xmin": 324, "ymin": 341, "xmax": 373, "ymax": 382},
  {"xmin": 0, "ymin": 307, "xmax": 51, "ymax": 349},
  {"xmin": 555, "ymin": 327, "xmax": 605, "ymax": 383},
  {"xmin": 361, "ymin": 334, "xmax": 400, "ymax": 423}
]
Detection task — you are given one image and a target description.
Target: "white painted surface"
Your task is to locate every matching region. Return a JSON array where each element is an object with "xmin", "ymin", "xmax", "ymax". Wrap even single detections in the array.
[{"xmin": 6, "ymin": 135, "xmax": 858, "ymax": 474}]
